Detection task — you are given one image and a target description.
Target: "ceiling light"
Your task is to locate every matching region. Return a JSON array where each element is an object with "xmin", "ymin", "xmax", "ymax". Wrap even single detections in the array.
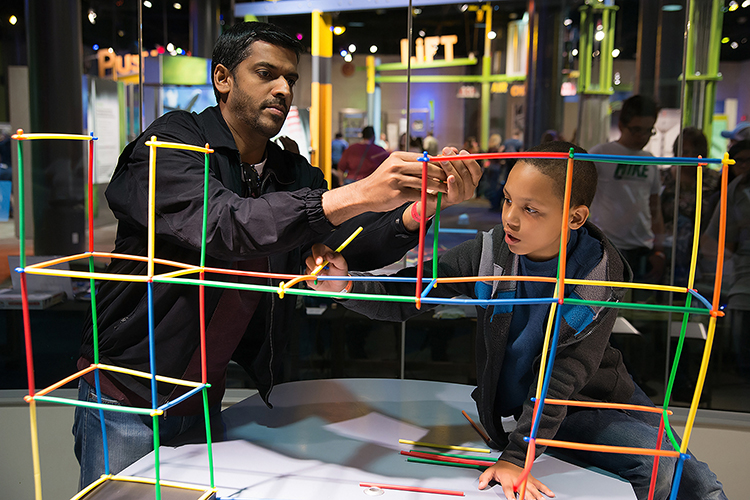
[
  {"xmin": 743, "ymin": 0, "xmax": 750, "ymax": 7},
  {"xmin": 487, "ymin": 31, "xmax": 497, "ymax": 40},
  {"xmin": 87, "ymin": 9, "xmax": 97, "ymax": 24},
  {"xmin": 333, "ymin": 26, "xmax": 346, "ymax": 35},
  {"xmin": 612, "ymin": 48, "xmax": 620, "ymax": 58},
  {"xmin": 348, "ymin": 44, "xmax": 357, "ymax": 53},
  {"xmin": 173, "ymin": 2, "xmax": 182, "ymax": 10},
  {"xmin": 9, "ymin": 15, "xmax": 17, "ymax": 25},
  {"xmin": 722, "ymin": 36, "xmax": 730, "ymax": 43},
  {"xmin": 166, "ymin": 43, "xmax": 175, "ymax": 52},
  {"xmin": 460, "ymin": 4, "xmax": 469, "ymax": 13},
  {"xmin": 729, "ymin": 1, "xmax": 739, "ymax": 11},
  {"xmin": 662, "ymin": 4, "xmax": 683, "ymax": 11},
  {"xmin": 344, "ymin": 53, "xmax": 353, "ymax": 62},
  {"xmin": 594, "ymin": 31, "xmax": 605, "ymax": 41},
  {"xmin": 370, "ymin": 45, "xmax": 378, "ymax": 53},
  {"xmin": 731, "ymin": 41, "xmax": 739, "ymax": 48},
  {"xmin": 571, "ymin": 48, "xmax": 579, "ymax": 56},
  {"xmin": 563, "ymin": 18, "xmax": 573, "ymax": 26},
  {"xmin": 340, "ymin": 49, "xmax": 348, "ymax": 57},
  {"xmin": 419, "ymin": 30, "xmax": 426, "ymax": 37},
  {"xmin": 143, "ymin": 0, "xmax": 152, "ymax": 7}
]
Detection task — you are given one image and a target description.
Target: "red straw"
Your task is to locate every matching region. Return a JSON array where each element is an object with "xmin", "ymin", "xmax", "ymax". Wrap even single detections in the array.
[{"xmin": 360, "ymin": 482, "xmax": 464, "ymax": 497}]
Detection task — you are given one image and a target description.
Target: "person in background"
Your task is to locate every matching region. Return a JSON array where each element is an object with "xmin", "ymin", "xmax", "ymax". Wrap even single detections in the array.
[
  {"xmin": 482, "ymin": 133, "xmax": 506, "ymax": 210},
  {"xmin": 378, "ymin": 132, "xmax": 390, "ymax": 152},
  {"xmin": 73, "ymin": 21, "xmax": 483, "ymax": 488},
  {"xmin": 588, "ymin": 95, "xmax": 665, "ymax": 397},
  {"xmin": 703, "ymin": 140, "xmax": 750, "ymax": 380},
  {"xmin": 721, "ymin": 121, "xmax": 750, "ymax": 149},
  {"xmin": 660, "ymin": 127, "xmax": 720, "ymax": 287},
  {"xmin": 423, "ymin": 131, "xmax": 439, "ymax": 156},
  {"xmin": 589, "ymin": 95, "xmax": 666, "ymax": 288},
  {"xmin": 338, "ymin": 125, "xmax": 389, "ymax": 183},
  {"xmin": 502, "ymin": 129, "xmax": 524, "ymax": 174},
  {"xmin": 330, "ymin": 132, "xmax": 349, "ymax": 187},
  {"xmin": 463, "ymin": 136, "xmax": 480, "ymax": 154}
]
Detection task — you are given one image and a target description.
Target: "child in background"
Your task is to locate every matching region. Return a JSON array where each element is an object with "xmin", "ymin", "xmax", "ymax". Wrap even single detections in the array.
[{"xmin": 307, "ymin": 141, "xmax": 726, "ymax": 500}]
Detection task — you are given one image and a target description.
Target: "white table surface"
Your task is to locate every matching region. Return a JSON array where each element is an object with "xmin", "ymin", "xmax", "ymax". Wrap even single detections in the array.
[{"xmin": 123, "ymin": 378, "xmax": 636, "ymax": 499}]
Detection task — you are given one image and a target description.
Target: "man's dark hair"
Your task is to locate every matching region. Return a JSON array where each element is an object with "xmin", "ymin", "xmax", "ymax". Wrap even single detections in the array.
[
  {"xmin": 619, "ymin": 95, "xmax": 659, "ymax": 126},
  {"xmin": 335, "ymin": 132, "xmax": 343, "ymax": 139},
  {"xmin": 362, "ymin": 126, "xmax": 375, "ymax": 140},
  {"xmin": 211, "ymin": 22, "xmax": 305, "ymax": 101},
  {"xmin": 520, "ymin": 141, "xmax": 598, "ymax": 208}
]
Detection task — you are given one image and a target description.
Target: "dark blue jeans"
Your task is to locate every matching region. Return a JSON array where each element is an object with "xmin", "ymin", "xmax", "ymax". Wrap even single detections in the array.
[
  {"xmin": 72, "ymin": 378, "xmax": 215, "ymax": 490},
  {"xmin": 554, "ymin": 383, "xmax": 727, "ymax": 500}
]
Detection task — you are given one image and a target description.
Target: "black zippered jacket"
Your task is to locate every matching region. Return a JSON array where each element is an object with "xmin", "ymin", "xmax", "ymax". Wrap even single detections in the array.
[{"xmin": 80, "ymin": 106, "xmax": 420, "ymax": 408}]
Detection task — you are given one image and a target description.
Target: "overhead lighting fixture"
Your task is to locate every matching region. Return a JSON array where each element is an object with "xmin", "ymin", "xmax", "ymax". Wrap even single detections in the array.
[
  {"xmin": 418, "ymin": 30, "xmax": 426, "ymax": 37},
  {"xmin": 563, "ymin": 18, "xmax": 573, "ymax": 26},
  {"xmin": 731, "ymin": 41, "xmax": 739, "ymax": 48},
  {"xmin": 662, "ymin": 4, "xmax": 683, "ymax": 11},
  {"xmin": 143, "ymin": 0, "xmax": 152, "ymax": 7},
  {"xmin": 487, "ymin": 31, "xmax": 497, "ymax": 40},
  {"xmin": 173, "ymin": 2, "xmax": 182, "ymax": 10},
  {"xmin": 167, "ymin": 43, "xmax": 175, "ymax": 52},
  {"xmin": 612, "ymin": 48, "xmax": 620, "ymax": 58},
  {"xmin": 348, "ymin": 44, "xmax": 357, "ymax": 53},
  {"xmin": 340, "ymin": 49, "xmax": 348, "ymax": 57},
  {"xmin": 344, "ymin": 53, "xmax": 353, "ymax": 62},
  {"xmin": 729, "ymin": 1, "xmax": 739, "ymax": 11},
  {"xmin": 332, "ymin": 26, "xmax": 345, "ymax": 35},
  {"xmin": 722, "ymin": 37, "xmax": 730, "ymax": 43},
  {"xmin": 571, "ymin": 48, "xmax": 579, "ymax": 56},
  {"xmin": 460, "ymin": 4, "xmax": 469, "ymax": 13},
  {"xmin": 87, "ymin": 9, "xmax": 97, "ymax": 24},
  {"xmin": 594, "ymin": 30, "xmax": 605, "ymax": 41},
  {"xmin": 9, "ymin": 15, "xmax": 17, "ymax": 25},
  {"xmin": 743, "ymin": 0, "xmax": 750, "ymax": 7},
  {"xmin": 93, "ymin": 44, "xmax": 99, "ymax": 50},
  {"xmin": 369, "ymin": 45, "xmax": 378, "ymax": 53}
]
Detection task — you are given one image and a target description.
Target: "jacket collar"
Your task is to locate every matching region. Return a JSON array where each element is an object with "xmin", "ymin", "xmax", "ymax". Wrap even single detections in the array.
[{"xmin": 200, "ymin": 105, "xmax": 296, "ymax": 185}]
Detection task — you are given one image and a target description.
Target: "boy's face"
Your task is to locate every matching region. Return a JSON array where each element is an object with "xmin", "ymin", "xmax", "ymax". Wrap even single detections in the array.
[{"xmin": 502, "ymin": 162, "xmax": 587, "ymax": 262}]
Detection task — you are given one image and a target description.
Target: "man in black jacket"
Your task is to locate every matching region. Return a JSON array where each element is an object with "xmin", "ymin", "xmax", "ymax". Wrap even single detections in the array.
[{"xmin": 73, "ymin": 21, "xmax": 481, "ymax": 488}]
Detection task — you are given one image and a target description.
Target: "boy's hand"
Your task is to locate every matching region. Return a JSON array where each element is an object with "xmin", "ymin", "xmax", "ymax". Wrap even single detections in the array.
[
  {"xmin": 478, "ymin": 460, "xmax": 555, "ymax": 500},
  {"xmin": 304, "ymin": 243, "xmax": 351, "ymax": 293}
]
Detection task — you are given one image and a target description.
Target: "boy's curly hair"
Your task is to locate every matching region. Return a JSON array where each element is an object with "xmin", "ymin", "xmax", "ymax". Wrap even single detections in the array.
[{"xmin": 519, "ymin": 141, "xmax": 598, "ymax": 208}]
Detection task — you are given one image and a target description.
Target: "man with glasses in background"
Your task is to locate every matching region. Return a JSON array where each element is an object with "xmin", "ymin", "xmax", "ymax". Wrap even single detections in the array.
[
  {"xmin": 587, "ymin": 95, "xmax": 666, "ymax": 397},
  {"xmin": 589, "ymin": 95, "xmax": 666, "ymax": 288}
]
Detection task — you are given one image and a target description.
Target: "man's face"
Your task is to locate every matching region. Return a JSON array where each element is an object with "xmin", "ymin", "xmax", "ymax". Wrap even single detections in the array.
[
  {"xmin": 224, "ymin": 41, "xmax": 299, "ymax": 139},
  {"xmin": 502, "ymin": 162, "xmax": 566, "ymax": 262},
  {"xmin": 618, "ymin": 115, "xmax": 657, "ymax": 150}
]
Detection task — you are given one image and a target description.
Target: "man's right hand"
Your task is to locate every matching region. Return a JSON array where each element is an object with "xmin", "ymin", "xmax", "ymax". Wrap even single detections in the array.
[{"xmin": 321, "ymin": 151, "xmax": 450, "ymax": 226}]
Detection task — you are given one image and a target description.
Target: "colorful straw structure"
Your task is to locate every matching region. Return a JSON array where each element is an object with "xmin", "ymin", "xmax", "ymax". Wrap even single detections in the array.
[{"xmin": 13, "ymin": 130, "xmax": 731, "ymax": 500}]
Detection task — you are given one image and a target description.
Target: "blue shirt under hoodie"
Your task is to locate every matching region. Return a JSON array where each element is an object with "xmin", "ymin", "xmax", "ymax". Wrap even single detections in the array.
[{"xmin": 496, "ymin": 226, "xmax": 603, "ymax": 416}]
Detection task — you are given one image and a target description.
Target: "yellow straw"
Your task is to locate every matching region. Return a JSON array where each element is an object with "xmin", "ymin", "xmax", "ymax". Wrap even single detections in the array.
[
  {"xmin": 398, "ymin": 439, "xmax": 491, "ymax": 453},
  {"xmin": 681, "ymin": 315, "xmax": 717, "ymax": 452},
  {"xmin": 144, "ymin": 139, "xmax": 213, "ymax": 154},
  {"xmin": 29, "ymin": 401, "xmax": 42, "ymax": 500},
  {"xmin": 310, "ymin": 226, "xmax": 364, "ymax": 275}
]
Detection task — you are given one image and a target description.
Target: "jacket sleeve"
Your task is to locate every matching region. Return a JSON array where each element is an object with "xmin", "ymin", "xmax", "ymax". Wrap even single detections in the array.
[
  {"xmin": 106, "ymin": 113, "xmax": 335, "ymax": 262},
  {"xmin": 341, "ymin": 233, "xmax": 485, "ymax": 320}
]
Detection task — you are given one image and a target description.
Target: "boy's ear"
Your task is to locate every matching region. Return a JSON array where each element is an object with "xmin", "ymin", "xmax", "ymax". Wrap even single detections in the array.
[
  {"xmin": 213, "ymin": 64, "xmax": 232, "ymax": 101},
  {"xmin": 568, "ymin": 205, "xmax": 589, "ymax": 230}
]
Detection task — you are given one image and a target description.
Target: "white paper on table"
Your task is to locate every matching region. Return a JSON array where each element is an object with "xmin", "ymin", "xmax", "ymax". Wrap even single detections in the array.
[{"xmin": 323, "ymin": 412, "xmax": 428, "ymax": 450}]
